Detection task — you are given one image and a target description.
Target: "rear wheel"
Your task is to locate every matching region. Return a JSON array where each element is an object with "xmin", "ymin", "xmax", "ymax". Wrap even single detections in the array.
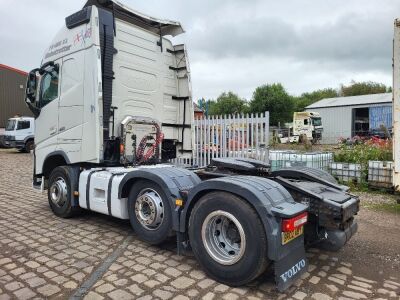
[
  {"xmin": 189, "ymin": 192, "xmax": 269, "ymax": 286},
  {"xmin": 48, "ymin": 166, "xmax": 78, "ymax": 218},
  {"xmin": 128, "ymin": 180, "xmax": 172, "ymax": 245}
]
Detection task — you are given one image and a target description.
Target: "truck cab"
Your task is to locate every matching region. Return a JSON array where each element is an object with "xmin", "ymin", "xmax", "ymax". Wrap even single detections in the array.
[
  {"xmin": 25, "ymin": 1, "xmax": 193, "ymax": 184},
  {"xmin": 3, "ymin": 116, "xmax": 35, "ymax": 152},
  {"xmin": 293, "ymin": 111, "xmax": 323, "ymax": 143}
]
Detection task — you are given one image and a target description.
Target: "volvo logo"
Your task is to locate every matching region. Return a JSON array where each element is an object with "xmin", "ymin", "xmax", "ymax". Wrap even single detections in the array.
[{"xmin": 280, "ymin": 259, "xmax": 306, "ymax": 282}]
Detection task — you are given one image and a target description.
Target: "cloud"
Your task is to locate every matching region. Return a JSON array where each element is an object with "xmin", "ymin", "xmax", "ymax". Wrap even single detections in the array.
[
  {"xmin": 188, "ymin": 9, "xmax": 393, "ymax": 73},
  {"xmin": 0, "ymin": 0, "xmax": 398, "ymax": 100}
]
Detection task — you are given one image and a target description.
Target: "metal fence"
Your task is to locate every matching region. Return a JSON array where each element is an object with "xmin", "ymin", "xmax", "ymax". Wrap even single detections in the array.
[{"xmin": 192, "ymin": 112, "xmax": 269, "ymax": 167}]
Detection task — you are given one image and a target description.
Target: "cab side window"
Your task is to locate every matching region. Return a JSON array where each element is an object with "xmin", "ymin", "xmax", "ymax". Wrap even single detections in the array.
[
  {"xmin": 17, "ymin": 121, "xmax": 30, "ymax": 130},
  {"xmin": 40, "ymin": 69, "xmax": 59, "ymax": 108}
]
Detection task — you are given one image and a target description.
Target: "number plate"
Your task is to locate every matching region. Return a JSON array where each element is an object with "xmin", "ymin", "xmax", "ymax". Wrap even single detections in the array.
[{"xmin": 282, "ymin": 226, "xmax": 304, "ymax": 245}]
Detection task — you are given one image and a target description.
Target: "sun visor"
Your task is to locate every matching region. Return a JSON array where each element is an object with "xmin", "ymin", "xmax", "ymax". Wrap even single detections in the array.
[{"xmin": 84, "ymin": 0, "xmax": 184, "ymax": 37}]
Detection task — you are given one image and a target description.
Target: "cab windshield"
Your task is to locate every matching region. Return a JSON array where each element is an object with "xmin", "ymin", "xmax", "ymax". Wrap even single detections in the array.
[
  {"xmin": 5, "ymin": 119, "xmax": 16, "ymax": 131},
  {"xmin": 312, "ymin": 118, "xmax": 322, "ymax": 126}
]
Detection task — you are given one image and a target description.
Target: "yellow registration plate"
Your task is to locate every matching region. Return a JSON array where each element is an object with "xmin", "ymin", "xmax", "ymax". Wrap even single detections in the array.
[{"xmin": 282, "ymin": 226, "xmax": 304, "ymax": 245}]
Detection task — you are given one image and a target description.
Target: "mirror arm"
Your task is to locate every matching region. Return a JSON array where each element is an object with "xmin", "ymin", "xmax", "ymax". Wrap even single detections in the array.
[
  {"xmin": 39, "ymin": 61, "xmax": 56, "ymax": 74},
  {"xmin": 26, "ymin": 102, "xmax": 41, "ymax": 118}
]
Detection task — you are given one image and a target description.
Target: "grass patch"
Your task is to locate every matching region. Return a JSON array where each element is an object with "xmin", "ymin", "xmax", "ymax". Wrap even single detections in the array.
[{"xmin": 363, "ymin": 201, "xmax": 400, "ymax": 214}]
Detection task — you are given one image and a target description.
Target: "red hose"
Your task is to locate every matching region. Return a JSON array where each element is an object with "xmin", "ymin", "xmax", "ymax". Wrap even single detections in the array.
[{"xmin": 136, "ymin": 122, "xmax": 164, "ymax": 163}]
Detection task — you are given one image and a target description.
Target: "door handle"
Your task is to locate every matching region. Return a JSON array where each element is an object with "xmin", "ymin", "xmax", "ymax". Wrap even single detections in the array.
[
  {"xmin": 49, "ymin": 126, "xmax": 57, "ymax": 135},
  {"xmin": 59, "ymin": 126, "xmax": 65, "ymax": 132}
]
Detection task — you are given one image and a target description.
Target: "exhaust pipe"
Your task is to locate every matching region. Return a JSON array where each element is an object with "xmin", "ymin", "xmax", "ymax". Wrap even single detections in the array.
[{"xmin": 319, "ymin": 222, "xmax": 358, "ymax": 252}]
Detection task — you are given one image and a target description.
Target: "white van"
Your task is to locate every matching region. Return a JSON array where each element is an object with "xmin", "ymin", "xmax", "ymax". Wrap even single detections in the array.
[{"xmin": 3, "ymin": 116, "xmax": 35, "ymax": 152}]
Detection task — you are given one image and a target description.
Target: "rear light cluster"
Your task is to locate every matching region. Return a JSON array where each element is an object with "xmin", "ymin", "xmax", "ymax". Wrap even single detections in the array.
[{"xmin": 282, "ymin": 212, "xmax": 308, "ymax": 232}]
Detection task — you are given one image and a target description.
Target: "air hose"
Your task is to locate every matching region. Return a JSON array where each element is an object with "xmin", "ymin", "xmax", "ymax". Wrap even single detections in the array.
[{"xmin": 135, "ymin": 122, "xmax": 164, "ymax": 163}]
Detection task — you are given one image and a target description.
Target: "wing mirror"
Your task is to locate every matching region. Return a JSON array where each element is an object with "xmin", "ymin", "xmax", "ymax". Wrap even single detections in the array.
[
  {"xmin": 25, "ymin": 68, "xmax": 41, "ymax": 118},
  {"xmin": 26, "ymin": 69, "xmax": 38, "ymax": 102}
]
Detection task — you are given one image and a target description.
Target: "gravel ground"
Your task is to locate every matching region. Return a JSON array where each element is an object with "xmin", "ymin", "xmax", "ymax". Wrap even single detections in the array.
[{"xmin": 0, "ymin": 149, "xmax": 399, "ymax": 300}]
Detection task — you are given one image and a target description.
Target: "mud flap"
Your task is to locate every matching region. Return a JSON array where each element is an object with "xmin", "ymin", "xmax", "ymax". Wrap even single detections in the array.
[{"xmin": 274, "ymin": 244, "xmax": 308, "ymax": 292}]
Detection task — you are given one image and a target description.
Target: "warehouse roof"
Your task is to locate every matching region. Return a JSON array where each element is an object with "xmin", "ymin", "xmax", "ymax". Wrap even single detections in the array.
[
  {"xmin": 306, "ymin": 93, "xmax": 392, "ymax": 109},
  {"xmin": 0, "ymin": 64, "xmax": 27, "ymax": 76}
]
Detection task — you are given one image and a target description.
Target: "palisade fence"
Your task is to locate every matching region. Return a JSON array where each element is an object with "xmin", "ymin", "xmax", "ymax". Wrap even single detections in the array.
[
  {"xmin": 192, "ymin": 112, "xmax": 270, "ymax": 167},
  {"xmin": 169, "ymin": 113, "xmax": 394, "ymax": 189}
]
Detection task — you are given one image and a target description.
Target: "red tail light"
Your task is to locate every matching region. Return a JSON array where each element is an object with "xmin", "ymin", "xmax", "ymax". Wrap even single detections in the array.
[{"xmin": 282, "ymin": 212, "xmax": 308, "ymax": 232}]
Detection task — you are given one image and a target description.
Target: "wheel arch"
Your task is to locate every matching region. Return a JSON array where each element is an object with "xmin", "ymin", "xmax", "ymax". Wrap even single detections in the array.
[
  {"xmin": 271, "ymin": 167, "xmax": 348, "ymax": 191},
  {"xmin": 118, "ymin": 167, "xmax": 201, "ymax": 231},
  {"xmin": 181, "ymin": 176, "xmax": 307, "ymax": 261},
  {"xmin": 24, "ymin": 135, "xmax": 34, "ymax": 144},
  {"xmin": 42, "ymin": 151, "xmax": 70, "ymax": 178}
]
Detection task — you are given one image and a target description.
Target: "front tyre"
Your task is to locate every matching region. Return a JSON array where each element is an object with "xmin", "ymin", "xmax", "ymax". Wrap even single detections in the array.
[
  {"xmin": 128, "ymin": 180, "xmax": 172, "ymax": 245},
  {"xmin": 24, "ymin": 140, "xmax": 34, "ymax": 153},
  {"xmin": 189, "ymin": 192, "xmax": 269, "ymax": 286},
  {"xmin": 48, "ymin": 166, "xmax": 78, "ymax": 218}
]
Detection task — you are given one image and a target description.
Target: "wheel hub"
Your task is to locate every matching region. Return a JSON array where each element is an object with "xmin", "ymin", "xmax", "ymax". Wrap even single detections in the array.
[
  {"xmin": 202, "ymin": 210, "xmax": 246, "ymax": 265},
  {"xmin": 135, "ymin": 188, "xmax": 164, "ymax": 230},
  {"xmin": 50, "ymin": 177, "xmax": 68, "ymax": 207}
]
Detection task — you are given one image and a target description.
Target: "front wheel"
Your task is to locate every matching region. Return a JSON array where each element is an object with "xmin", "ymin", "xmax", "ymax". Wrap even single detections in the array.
[
  {"xmin": 48, "ymin": 166, "xmax": 79, "ymax": 218},
  {"xmin": 24, "ymin": 140, "xmax": 34, "ymax": 153},
  {"xmin": 188, "ymin": 192, "xmax": 269, "ymax": 286}
]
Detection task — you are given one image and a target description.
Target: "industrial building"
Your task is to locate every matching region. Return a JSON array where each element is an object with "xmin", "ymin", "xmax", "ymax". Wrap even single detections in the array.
[
  {"xmin": 306, "ymin": 93, "xmax": 392, "ymax": 144},
  {"xmin": 0, "ymin": 64, "xmax": 32, "ymax": 128}
]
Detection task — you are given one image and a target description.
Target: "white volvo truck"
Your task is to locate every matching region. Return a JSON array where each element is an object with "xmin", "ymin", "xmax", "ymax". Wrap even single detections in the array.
[{"xmin": 25, "ymin": 0, "xmax": 359, "ymax": 291}]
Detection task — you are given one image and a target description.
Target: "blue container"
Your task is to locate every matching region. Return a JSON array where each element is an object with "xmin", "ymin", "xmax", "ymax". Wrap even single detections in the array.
[{"xmin": 369, "ymin": 106, "xmax": 392, "ymax": 130}]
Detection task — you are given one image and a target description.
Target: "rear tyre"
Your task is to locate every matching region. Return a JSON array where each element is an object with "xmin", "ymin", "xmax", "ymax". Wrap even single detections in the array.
[
  {"xmin": 48, "ymin": 166, "xmax": 78, "ymax": 218},
  {"xmin": 128, "ymin": 180, "xmax": 172, "ymax": 245},
  {"xmin": 188, "ymin": 192, "xmax": 269, "ymax": 286}
]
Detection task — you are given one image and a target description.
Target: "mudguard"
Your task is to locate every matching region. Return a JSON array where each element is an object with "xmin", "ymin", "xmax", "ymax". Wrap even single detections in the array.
[
  {"xmin": 118, "ymin": 166, "xmax": 201, "ymax": 231},
  {"xmin": 65, "ymin": 165, "xmax": 81, "ymax": 207},
  {"xmin": 181, "ymin": 175, "xmax": 309, "ymax": 291}
]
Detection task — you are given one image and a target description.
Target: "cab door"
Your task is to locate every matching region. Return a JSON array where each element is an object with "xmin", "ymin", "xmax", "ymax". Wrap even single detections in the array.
[
  {"xmin": 57, "ymin": 52, "xmax": 85, "ymax": 163},
  {"xmin": 15, "ymin": 119, "xmax": 33, "ymax": 141}
]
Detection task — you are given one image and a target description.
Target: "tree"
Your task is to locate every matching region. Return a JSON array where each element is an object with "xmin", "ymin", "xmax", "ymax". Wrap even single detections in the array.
[
  {"xmin": 208, "ymin": 92, "xmax": 248, "ymax": 115},
  {"xmin": 294, "ymin": 88, "xmax": 338, "ymax": 111},
  {"xmin": 249, "ymin": 83, "xmax": 295, "ymax": 126},
  {"xmin": 340, "ymin": 81, "xmax": 390, "ymax": 97}
]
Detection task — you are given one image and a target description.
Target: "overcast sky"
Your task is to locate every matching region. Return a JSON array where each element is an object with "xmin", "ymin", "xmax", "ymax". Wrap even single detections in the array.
[{"xmin": 0, "ymin": 0, "xmax": 399, "ymax": 101}]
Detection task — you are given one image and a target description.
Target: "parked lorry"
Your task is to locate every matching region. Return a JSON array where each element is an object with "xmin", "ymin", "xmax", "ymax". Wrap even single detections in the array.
[
  {"xmin": 25, "ymin": 0, "xmax": 359, "ymax": 291},
  {"xmin": 279, "ymin": 112, "xmax": 323, "ymax": 144},
  {"xmin": 3, "ymin": 116, "xmax": 35, "ymax": 152}
]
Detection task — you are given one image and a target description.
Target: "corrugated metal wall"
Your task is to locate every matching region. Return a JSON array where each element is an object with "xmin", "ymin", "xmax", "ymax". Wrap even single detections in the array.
[
  {"xmin": 306, "ymin": 103, "xmax": 392, "ymax": 144},
  {"xmin": 0, "ymin": 67, "xmax": 32, "ymax": 128},
  {"xmin": 306, "ymin": 106, "xmax": 353, "ymax": 144},
  {"xmin": 369, "ymin": 105, "xmax": 392, "ymax": 130}
]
